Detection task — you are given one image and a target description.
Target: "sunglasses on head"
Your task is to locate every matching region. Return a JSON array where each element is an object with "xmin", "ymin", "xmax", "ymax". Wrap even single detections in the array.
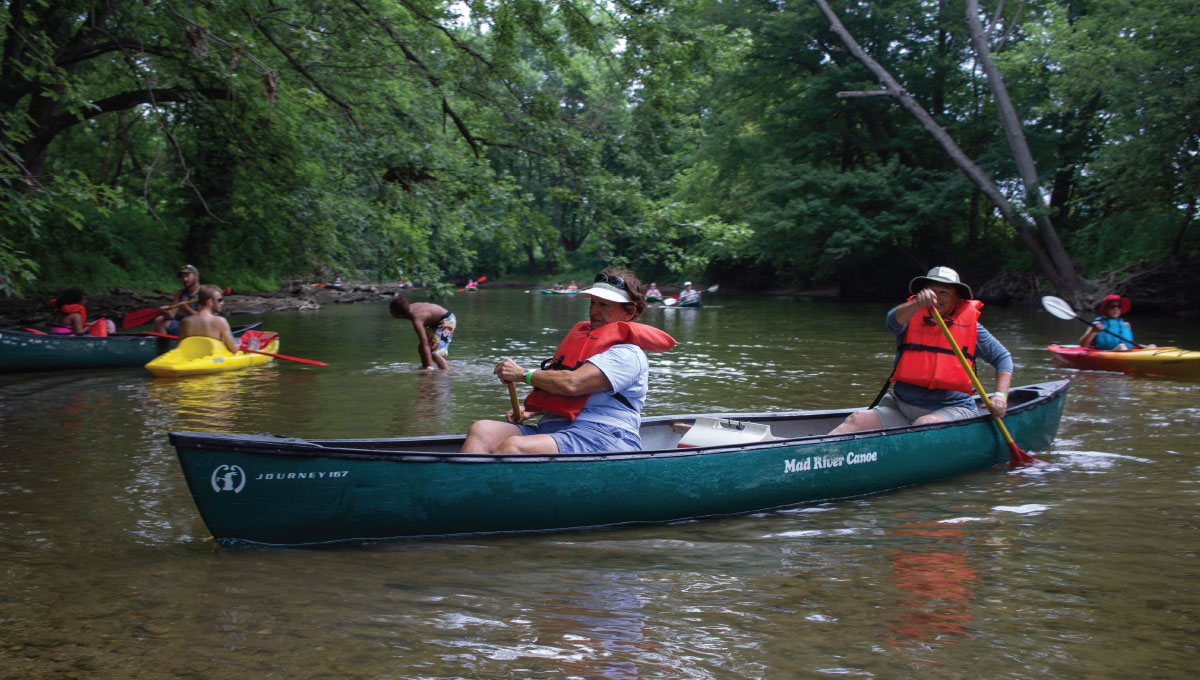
[{"xmin": 594, "ymin": 273, "xmax": 627, "ymax": 290}]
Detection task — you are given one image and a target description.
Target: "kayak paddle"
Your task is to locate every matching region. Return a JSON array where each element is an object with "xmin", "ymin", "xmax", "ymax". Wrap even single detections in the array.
[
  {"xmin": 457, "ymin": 275, "xmax": 487, "ymax": 292},
  {"xmin": 121, "ymin": 287, "xmax": 232, "ymax": 329},
  {"xmin": 144, "ymin": 332, "xmax": 329, "ymax": 366},
  {"xmin": 1041, "ymin": 295, "xmax": 1143, "ymax": 348},
  {"xmin": 928, "ymin": 305, "xmax": 1041, "ymax": 466}
]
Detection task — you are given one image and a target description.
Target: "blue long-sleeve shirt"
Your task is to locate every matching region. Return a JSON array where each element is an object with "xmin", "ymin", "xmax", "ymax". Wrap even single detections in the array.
[{"xmin": 886, "ymin": 307, "xmax": 1014, "ymax": 410}]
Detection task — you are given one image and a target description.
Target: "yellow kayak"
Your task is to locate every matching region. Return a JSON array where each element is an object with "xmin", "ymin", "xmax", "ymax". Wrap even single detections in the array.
[{"xmin": 146, "ymin": 334, "xmax": 280, "ymax": 378}]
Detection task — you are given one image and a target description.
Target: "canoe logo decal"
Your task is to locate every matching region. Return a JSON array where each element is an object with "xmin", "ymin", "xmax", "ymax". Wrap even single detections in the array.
[
  {"xmin": 785, "ymin": 451, "xmax": 878, "ymax": 473},
  {"xmin": 211, "ymin": 464, "xmax": 247, "ymax": 493}
]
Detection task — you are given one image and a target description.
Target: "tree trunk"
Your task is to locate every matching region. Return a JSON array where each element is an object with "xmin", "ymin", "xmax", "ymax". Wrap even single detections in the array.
[{"xmin": 813, "ymin": 0, "xmax": 1091, "ymax": 304}]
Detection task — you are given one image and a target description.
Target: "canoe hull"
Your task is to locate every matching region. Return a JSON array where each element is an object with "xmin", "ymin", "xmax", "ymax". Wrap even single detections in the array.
[
  {"xmin": 171, "ymin": 380, "xmax": 1068, "ymax": 547},
  {"xmin": 1, "ymin": 324, "xmax": 261, "ymax": 372},
  {"xmin": 1048, "ymin": 343, "xmax": 1200, "ymax": 377}
]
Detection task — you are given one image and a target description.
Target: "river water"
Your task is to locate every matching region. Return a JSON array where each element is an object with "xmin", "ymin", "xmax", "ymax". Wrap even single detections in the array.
[{"xmin": 1, "ymin": 289, "xmax": 1197, "ymax": 679}]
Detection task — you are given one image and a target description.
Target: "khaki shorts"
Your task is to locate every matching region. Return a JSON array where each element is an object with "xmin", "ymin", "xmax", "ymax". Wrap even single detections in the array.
[{"xmin": 872, "ymin": 392, "xmax": 979, "ymax": 429}]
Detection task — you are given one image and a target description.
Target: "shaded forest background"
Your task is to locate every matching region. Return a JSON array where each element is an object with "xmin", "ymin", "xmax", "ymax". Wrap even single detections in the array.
[{"xmin": 2, "ymin": 0, "xmax": 1196, "ymax": 307}]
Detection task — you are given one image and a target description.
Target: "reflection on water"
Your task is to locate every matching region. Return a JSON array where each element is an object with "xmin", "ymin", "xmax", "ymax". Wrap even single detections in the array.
[
  {"xmin": 885, "ymin": 516, "xmax": 977, "ymax": 646},
  {"xmin": 142, "ymin": 369, "xmax": 282, "ymax": 432},
  {"xmin": 2, "ymin": 291, "xmax": 1199, "ymax": 678}
]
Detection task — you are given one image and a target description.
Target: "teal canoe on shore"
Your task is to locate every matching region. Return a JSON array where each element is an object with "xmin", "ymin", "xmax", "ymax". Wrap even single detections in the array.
[
  {"xmin": 170, "ymin": 380, "xmax": 1068, "ymax": 547},
  {"xmin": 1, "ymin": 323, "xmax": 262, "ymax": 372}
]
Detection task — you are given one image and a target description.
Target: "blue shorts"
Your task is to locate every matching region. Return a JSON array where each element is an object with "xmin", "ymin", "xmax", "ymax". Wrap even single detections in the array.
[
  {"xmin": 519, "ymin": 417, "xmax": 642, "ymax": 454},
  {"xmin": 166, "ymin": 319, "xmax": 182, "ymax": 335}
]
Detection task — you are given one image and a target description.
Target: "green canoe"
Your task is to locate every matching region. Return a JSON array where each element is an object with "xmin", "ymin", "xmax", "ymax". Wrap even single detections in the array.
[
  {"xmin": 1, "ymin": 323, "xmax": 261, "ymax": 372},
  {"xmin": 170, "ymin": 380, "xmax": 1068, "ymax": 547}
]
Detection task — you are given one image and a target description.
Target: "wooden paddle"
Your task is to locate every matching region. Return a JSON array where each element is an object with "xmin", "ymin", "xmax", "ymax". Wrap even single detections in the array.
[
  {"xmin": 928, "ymin": 305, "xmax": 1040, "ymax": 466},
  {"xmin": 121, "ymin": 287, "xmax": 232, "ymax": 329},
  {"xmin": 507, "ymin": 381, "xmax": 525, "ymax": 424},
  {"xmin": 1041, "ymin": 295, "xmax": 1143, "ymax": 349},
  {"xmin": 144, "ymin": 332, "xmax": 329, "ymax": 366}
]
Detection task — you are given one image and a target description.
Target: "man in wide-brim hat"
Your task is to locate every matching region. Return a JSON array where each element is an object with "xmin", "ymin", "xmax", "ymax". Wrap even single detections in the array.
[{"xmin": 831, "ymin": 266, "xmax": 1014, "ymax": 434}]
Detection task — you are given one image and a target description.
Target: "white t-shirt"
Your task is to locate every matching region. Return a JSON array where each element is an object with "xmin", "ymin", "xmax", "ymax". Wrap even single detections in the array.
[{"xmin": 568, "ymin": 344, "xmax": 649, "ymax": 433}]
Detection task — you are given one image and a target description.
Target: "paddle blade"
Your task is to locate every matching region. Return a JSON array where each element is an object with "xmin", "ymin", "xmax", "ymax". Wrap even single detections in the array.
[
  {"xmin": 662, "ymin": 298, "xmax": 677, "ymax": 306},
  {"xmin": 476, "ymin": 276, "xmax": 487, "ymax": 283},
  {"xmin": 705, "ymin": 284, "xmax": 720, "ymax": 293},
  {"xmin": 1008, "ymin": 441, "xmax": 1042, "ymax": 467},
  {"xmin": 122, "ymin": 307, "xmax": 162, "ymax": 328},
  {"xmin": 1041, "ymin": 296, "xmax": 1080, "ymax": 321}
]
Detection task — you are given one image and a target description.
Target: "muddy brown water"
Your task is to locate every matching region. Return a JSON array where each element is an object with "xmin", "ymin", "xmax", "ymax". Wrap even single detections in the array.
[{"xmin": 2, "ymin": 290, "xmax": 1197, "ymax": 678}]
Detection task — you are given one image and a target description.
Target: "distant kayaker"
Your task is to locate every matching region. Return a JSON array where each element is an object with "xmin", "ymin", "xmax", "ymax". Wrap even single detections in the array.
[
  {"xmin": 830, "ymin": 266, "xmax": 1013, "ymax": 434},
  {"xmin": 565, "ymin": 280, "xmax": 579, "ymax": 291},
  {"xmin": 49, "ymin": 289, "xmax": 113, "ymax": 336},
  {"xmin": 645, "ymin": 282, "xmax": 662, "ymax": 299},
  {"xmin": 178, "ymin": 285, "xmax": 237, "ymax": 352},
  {"xmin": 154, "ymin": 264, "xmax": 203, "ymax": 335},
  {"xmin": 460, "ymin": 267, "xmax": 677, "ymax": 455},
  {"xmin": 677, "ymin": 282, "xmax": 699, "ymax": 305},
  {"xmin": 1079, "ymin": 295, "xmax": 1154, "ymax": 351},
  {"xmin": 389, "ymin": 296, "xmax": 455, "ymax": 370}
]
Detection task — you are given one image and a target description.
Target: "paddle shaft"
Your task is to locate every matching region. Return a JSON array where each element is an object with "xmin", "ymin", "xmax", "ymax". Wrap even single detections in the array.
[
  {"xmin": 144, "ymin": 332, "xmax": 329, "ymax": 366},
  {"xmin": 507, "ymin": 381, "xmax": 525, "ymax": 424},
  {"xmin": 928, "ymin": 306, "xmax": 1038, "ymax": 465}
]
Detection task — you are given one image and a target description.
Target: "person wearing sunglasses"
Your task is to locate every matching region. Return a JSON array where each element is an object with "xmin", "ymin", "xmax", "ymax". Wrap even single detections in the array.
[
  {"xmin": 178, "ymin": 285, "xmax": 238, "ymax": 353},
  {"xmin": 1078, "ymin": 294, "xmax": 1152, "ymax": 351},
  {"xmin": 461, "ymin": 267, "xmax": 677, "ymax": 454},
  {"xmin": 830, "ymin": 266, "xmax": 1013, "ymax": 434},
  {"xmin": 154, "ymin": 264, "xmax": 203, "ymax": 335}
]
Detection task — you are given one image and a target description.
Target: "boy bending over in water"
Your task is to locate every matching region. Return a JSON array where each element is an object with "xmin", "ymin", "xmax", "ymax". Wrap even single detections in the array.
[{"xmin": 389, "ymin": 296, "xmax": 455, "ymax": 369}]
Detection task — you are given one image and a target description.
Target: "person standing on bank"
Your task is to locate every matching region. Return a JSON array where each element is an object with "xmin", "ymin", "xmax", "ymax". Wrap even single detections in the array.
[
  {"xmin": 154, "ymin": 265, "xmax": 203, "ymax": 335},
  {"xmin": 460, "ymin": 267, "xmax": 677, "ymax": 454},
  {"xmin": 830, "ymin": 267, "xmax": 1013, "ymax": 434},
  {"xmin": 389, "ymin": 296, "xmax": 455, "ymax": 370}
]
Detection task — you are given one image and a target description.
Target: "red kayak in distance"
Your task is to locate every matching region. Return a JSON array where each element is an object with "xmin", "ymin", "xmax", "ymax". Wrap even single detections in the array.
[{"xmin": 1047, "ymin": 343, "xmax": 1200, "ymax": 378}]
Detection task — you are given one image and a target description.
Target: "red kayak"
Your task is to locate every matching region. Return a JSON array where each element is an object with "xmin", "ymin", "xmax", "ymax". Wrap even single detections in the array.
[{"xmin": 1047, "ymin": 344, "xmax": 1200, "ymax": 378}]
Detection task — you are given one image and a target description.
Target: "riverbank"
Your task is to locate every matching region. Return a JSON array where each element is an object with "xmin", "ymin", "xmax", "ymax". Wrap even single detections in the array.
[{"xmin": 0, "ymin": 282, "xmax": 405, "ymax": 330}]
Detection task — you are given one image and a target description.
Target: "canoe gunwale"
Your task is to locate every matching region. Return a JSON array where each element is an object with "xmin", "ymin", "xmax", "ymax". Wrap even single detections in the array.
[{"xmin": 170, "ymin": 379, "xmax": 1069, "ymax": 464}]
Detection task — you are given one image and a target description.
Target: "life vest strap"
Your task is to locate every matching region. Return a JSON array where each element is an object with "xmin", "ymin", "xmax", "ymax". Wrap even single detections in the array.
[{"xmin": 897, "ymin": 342, "xmax": 975, "ymax": 362}]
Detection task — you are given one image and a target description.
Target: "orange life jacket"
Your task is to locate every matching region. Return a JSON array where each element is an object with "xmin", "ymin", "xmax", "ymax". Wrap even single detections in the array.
[
  {"xmin": 57, "ymin": 303, "xmax": 109, "ymax": 337},
  {"xmin": 891, "ymin": 298, "xmax": 982, "ymax": 394},
  {"xmin": 524, "ymin": 320, "xmax": 677, "ymax": 421}
]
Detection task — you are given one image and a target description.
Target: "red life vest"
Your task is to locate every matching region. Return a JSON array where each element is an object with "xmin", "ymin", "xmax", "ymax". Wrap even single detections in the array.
[
  {"xmin": 891, "ymin": 298, "xmax": 982, "ymax": 394},
  {"xmin": 59, "ymin": 303, "xmax": 87, "ymax": 328},
  {"xmin": 524, "ymin": 321, "xmax": 677, "ymax": 421}
]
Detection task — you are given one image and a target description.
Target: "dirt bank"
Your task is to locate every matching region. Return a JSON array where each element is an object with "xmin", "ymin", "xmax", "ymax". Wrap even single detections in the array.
[{"xmin": 0, "ymin": 282, "xmax": 405, "ymax": 331}]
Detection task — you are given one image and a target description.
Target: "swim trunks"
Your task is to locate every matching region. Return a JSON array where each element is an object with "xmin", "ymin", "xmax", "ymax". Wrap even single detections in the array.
[{"xmin": 429, "ymin": 312, "xmax": 456, "ymax": 357}]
